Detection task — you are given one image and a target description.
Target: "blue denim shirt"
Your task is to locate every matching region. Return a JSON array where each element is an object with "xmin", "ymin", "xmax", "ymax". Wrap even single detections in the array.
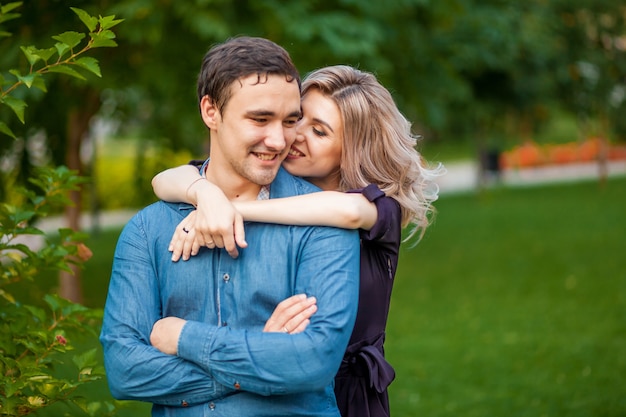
[{"xmin": 100, "ymin": 168, "xmax": 360, "ymax": 416}]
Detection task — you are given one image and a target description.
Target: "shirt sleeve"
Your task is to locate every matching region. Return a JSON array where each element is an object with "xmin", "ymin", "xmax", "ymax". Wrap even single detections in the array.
[
  {"xmin": 100, "ymin": 213, "xmax": 230, "ymax": 406},
  {"xmin": 177, "ymin": 227, "xmax": 360, "ymax": 396}
]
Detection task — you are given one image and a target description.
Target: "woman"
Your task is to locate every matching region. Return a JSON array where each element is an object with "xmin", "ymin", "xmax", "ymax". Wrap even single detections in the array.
[{"xmin": 152, "ymin": 65, "xmax": 444, "ymax": 417}]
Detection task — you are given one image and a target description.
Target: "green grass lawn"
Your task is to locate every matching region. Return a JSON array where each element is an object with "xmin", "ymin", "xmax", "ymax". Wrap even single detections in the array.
[
  {"xmin": 30, "ymin": 176, "xmax": 626, "ymax": 416},
  {"xmin": 387, "ymin": 177, "xmax": 626, "ymax": 416}
]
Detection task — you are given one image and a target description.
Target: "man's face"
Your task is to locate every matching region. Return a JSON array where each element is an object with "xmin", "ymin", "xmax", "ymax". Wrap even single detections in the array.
[{"xmin": 206, "ymin": 74, "xmax": 301, "ymax": 188}]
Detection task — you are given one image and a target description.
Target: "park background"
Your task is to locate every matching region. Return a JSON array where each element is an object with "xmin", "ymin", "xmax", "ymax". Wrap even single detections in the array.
[{"xmin": 1, "ymin": 1, "xmax": 625, "ymax": 416}]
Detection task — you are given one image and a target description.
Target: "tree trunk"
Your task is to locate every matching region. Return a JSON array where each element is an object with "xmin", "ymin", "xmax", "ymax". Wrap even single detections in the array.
[{"xmin": 58, "ymin": 90, "xmax": 101, "ymax": 303}]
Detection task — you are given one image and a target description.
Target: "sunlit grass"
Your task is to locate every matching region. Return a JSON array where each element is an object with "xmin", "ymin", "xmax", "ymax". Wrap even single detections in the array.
[{"xmin": 387, "ymin": 177, "xmax": 626, "ymax": 417}]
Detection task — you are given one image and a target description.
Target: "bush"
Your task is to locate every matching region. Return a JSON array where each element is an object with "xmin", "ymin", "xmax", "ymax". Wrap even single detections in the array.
[
  {"xmin": 1, "ymin": 5, "xmax": 123, "ymax": 415},
  {"xmin": 0, "ymin": 166, "xmax": 115, "ymax": 416}
]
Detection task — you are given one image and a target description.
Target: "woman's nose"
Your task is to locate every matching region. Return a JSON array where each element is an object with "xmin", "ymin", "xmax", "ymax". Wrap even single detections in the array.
[{"xmin": 294, "ymin": 122, "xmax": 305, "ymax": 142}]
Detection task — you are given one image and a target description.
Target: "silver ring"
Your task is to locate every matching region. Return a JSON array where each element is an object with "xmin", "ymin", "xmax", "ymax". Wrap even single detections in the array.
[
  {"xmin": 182, "ymin": 227, "xmax": 189, "ymax": 234},
  {"xmin": 283, "ymin": 326, "xmax": 289, "ymax": 333}
]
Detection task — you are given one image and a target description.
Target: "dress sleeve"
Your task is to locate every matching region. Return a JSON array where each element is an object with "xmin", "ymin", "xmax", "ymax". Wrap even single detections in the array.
[{"xmin": 349, "ymin": 184, "xmax": 401, "ymax": 245}]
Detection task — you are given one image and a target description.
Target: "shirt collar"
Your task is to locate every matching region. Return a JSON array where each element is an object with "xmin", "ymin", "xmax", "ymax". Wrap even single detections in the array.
[{"xmin": 257, "ymin": 185, "xmax": 270, "ymax": 200}]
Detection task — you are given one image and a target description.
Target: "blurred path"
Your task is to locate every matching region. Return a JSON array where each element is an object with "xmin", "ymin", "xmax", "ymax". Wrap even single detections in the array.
[
  {"xmin": 437, "ymin": 159, "xmax": 626, "ymax": 194},
  {"xmin": 12, "ymin": 159, "xmax": 626, "ymax": 251},
  {"xmin": 31, "ymin": 208, "xmax": 140, "ymax": 234}
]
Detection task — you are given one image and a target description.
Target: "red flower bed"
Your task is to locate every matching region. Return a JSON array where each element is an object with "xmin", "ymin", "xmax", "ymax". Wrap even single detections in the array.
[{"xmin": 501, "ymin": 138, "xmax": 626, "ymax": 169}]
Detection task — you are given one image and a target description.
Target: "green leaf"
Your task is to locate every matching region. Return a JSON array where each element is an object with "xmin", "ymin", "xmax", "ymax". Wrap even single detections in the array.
[
  {"xmin": 19, "ymin": 46, "xmax": 40, "ymax": 67},
  {"xmin": 0, "ymin": 30, "xmax": 12, "ymax": 38},
  {"xmin": 0, "ymin": 121, "xmax": 16, "ymax": 138},
  {"xmin": 1, "ymin": 95, "xmax": 27, "ymax": 123},
  {"xmin": 91, "ymin": 38, "xmax": 117, "ymax": 48},
  {"xmin": 8, "ymin": 70, "xmax": 38, "ymax": 88},
  {"xmin": 90, "ymin": 31, "xmax": 117, "ymax": 48},
  {"xmin": 46, "ymin": 64, "xmax": 86, "ymax": 81},
  {"xmin": 0, "ymin": 288, "xmax": 16, "ymax": 303},
  {"xmin": 98, "ymin": 15, "xmax": 124, "ymax": 30},
  {"xmin": 3, "ymin": 380, "xmax": 18, "ymax": 398},
  {"xmin": 24, "ymin": 306, "xmax": 46, "ymax": 323},
  {"xmin": 72, "ymin": 348, "xmax": 98, "ymax": 370},
  {"xmin": 51, "ymin": 31, "xmax": 85, "ymax": 50},
  {"xmin": 0, "ymin": 12, "xmax": 19, "ymax": 25},
  {"xmin": 31, "ymin": 75, "xmax": 47, "ymax": 92},
  {"xmin": 19, "ymin": 46, "xmax": 56, "ymax": 66},
  {"xmin": 70, "ymin": 7, "xmax": 97, "ymax": 32},
  {"xmin": 39, "ymin": 47, "xmax": 57, "ymax": 62},
  {"xmin": 1, "ymin": 2, "xmax": 23, "ymax": 14},
  {"xmin": 54, "ymin": 42, "xmax": 69, "ymax": 59},
  {"xmin": 43, "ymin": 294, "xmax": 61, "ymax": 312},
  {"xmin": 74, "ymin": 57, "xmax": 101, "ymax": 77}
]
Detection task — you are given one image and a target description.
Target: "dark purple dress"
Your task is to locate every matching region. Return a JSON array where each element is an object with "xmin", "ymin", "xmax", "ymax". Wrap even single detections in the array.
[{"xmin": 335, "ymin": 184, "xmax": 402, "ymax": 417}]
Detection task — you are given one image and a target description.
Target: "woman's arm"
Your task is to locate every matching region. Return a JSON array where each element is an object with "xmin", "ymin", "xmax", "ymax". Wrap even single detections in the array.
[
  {"xmin": 152, "ymin": 165, "xmax": 246, "ymax": 258},
  {"xmin": 152, "ymin": 164, "xmax": 204, "ymax": 204},
  {"xmin": 234, "ymin": 191, "xmax": 378, "ymax": 231},
  {"xmin": 166, "ymin": 189, "xmax": 379, "ymax": 261},
  {"xmin": 153, "ymin": 166, "xmax": 378, "ymax": 258}
]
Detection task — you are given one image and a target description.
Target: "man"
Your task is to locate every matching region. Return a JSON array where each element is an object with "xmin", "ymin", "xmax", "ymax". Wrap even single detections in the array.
[{"xmin": 100, "ymin": 37, "xmax": 360, "ymax": 416}]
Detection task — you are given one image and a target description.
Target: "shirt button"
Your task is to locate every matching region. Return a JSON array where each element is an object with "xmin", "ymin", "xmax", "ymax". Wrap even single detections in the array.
[
  {"xmin": 223, "ymin": 273, "xmax": 230, "ymax": 282},
  {"xmin": 222, "ymin": 321, "xmax": 228, "ymax": 327},
  {"xmin": 181, "ymin": 400, "xmax": 188, "ymax": 407},
  {"xmin": 234, "ymin": 381, "xmax": 241, "ymax": 390},
  {"xmin": 209, "ymin": 402, "xmax": 216, "ymax": 410}
]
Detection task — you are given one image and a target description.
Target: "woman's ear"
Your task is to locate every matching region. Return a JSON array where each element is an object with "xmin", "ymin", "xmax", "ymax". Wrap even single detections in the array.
[{"xmin": 200, "ymin": 95, "xmax": 219, "ymax": 129}]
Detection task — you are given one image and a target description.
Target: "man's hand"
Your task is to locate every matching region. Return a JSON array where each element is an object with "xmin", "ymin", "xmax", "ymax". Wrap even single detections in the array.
[
  {"xmin": 263, "ymin": 294, "xmax": 317, "ymax": 334},
  {"xmin": 150, "ymin": 317, "xmax": 187, "ymax": 355}
]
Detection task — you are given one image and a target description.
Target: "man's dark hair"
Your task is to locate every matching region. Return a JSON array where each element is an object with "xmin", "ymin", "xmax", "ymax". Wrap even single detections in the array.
[{"xmin": 197, "ymin": 36, "xmax": 300, "ymax": 114}]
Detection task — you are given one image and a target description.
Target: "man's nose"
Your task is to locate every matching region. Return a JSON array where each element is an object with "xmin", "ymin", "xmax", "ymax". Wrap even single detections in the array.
[{"xmin": 264, "ymin": 123, "xmax": 287, "ymax": 151}]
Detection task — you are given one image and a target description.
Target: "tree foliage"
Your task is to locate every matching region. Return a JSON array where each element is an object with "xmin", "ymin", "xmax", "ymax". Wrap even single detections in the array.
[
  {"xmin": 0, "ymin": 5, "xmax": 122, "ymax": 415},
  {"xmin": 3, "ymin": 0, "xmax": 624, "ymax": 190}
]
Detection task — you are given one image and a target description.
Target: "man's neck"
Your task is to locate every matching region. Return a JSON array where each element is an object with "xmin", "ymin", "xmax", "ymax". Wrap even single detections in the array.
[{"xmin": 204, "ymin": 164, "xmax": 263, "ymax": 202}]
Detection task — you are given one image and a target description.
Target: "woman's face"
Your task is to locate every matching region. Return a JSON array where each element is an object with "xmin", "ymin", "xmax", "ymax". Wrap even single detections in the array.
[{"xmin": 282, "ymin": 88, "xmax": 343, "ymax": 191}]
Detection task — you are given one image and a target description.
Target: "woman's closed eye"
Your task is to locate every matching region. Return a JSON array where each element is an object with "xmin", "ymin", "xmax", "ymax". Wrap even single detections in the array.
[{"xmin": 313, "ymin": 127, "xmax": 327, "ymax": 137}]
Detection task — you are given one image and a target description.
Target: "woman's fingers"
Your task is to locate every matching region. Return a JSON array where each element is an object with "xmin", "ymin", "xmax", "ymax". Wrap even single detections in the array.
[
  {"xmin": 169, "ymin": 205, "xmax": 247, "ymax": 261},
  {"xmin": 234, "ymin": 213, "xmax": 248, "ymax": 250},
  {"xmin": 170, "ymin": 214, "xmax": 197, "ymax": 262},
  {"xmin": 178, "ymin": 228, "xmax": 198, "ymax": 261}
]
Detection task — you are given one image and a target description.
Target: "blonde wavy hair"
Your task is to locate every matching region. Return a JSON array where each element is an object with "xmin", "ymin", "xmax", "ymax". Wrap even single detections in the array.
[{"xmin": 301, "ymin": 65, "xmax": 445, "ymax": 241}]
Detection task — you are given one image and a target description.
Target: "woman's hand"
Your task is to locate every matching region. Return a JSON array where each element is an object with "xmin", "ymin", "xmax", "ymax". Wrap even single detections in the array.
[
  {"xmin": 169, "ymin": 179, "xmax": 247, "ymax": 260},
  {"xmin": 263, "ymin": 294, "xmax": 317, "ymax": 334},
  {"xmin": 169, "ymin": 211, "xmax": 202, "ymax": 261}
]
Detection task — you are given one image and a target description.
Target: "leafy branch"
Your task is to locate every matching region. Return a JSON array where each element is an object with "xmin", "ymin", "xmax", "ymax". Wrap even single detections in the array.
[{"xmin": 0, "ymin": 5, "xmax": 123, "ymax": 139}]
